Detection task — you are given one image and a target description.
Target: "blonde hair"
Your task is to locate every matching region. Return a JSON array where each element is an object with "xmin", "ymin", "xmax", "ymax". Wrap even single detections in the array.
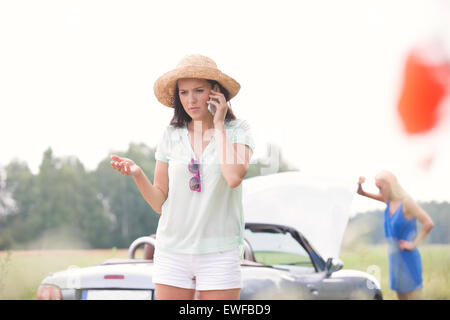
[{"xmin": 375, "ymin": 170, "xmax": 409, "ymax": 201}]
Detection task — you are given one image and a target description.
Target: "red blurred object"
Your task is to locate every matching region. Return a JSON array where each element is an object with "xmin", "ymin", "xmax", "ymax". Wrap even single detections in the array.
[
  {"xmin": 104, "ymin": 274, "xmax": 125, "ymax": 279},
  {"xmin": 36, "ymin": 285, "xmax": 62, "ymax": 300},
  {"xmin": 398, "ymin": 49, "xmax": 450, "ymax": 134},
  {"xmin": 418, "ymin": 153, "xmax": 435, "ymax": 172}
]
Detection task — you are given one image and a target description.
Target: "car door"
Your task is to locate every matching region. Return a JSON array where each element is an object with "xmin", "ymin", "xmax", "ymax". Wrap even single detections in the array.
[{"xmin": 313, "ymin": 272, "xmax": 352, "ymax": 299}]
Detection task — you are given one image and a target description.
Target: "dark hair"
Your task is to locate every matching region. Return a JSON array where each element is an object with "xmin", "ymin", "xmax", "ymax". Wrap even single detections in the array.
[{"xmin": 169, "ymin": 79, "xmax": 237, "ymax": 128}]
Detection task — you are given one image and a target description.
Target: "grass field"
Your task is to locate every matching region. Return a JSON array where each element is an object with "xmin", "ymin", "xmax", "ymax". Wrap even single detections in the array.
[
  {"xmin": 0, "ymin": 248, "xmax": 130, "ymax": 300},
  {"xmin": 0, "ymin": 245, "xmax": 449, "ymax": 300},
  {"xmin": 340, "ymin": 244, "xmax": 450, "ymax": 300}
]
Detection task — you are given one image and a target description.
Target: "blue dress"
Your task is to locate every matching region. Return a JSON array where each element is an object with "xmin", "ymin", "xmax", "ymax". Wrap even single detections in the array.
[{"xmin": 384, "ymin": 201, "xmax": 423, "ymax": 293}]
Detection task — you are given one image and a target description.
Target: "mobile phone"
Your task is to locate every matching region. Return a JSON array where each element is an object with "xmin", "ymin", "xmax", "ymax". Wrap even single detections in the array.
[{"xmin": 208, "ymin": 84, "xmax": 220, "ymax": 115}]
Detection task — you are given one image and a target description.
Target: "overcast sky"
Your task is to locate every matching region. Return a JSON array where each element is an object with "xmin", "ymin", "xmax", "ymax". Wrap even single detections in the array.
[{"xmin": 1, "ymin": 0, "xmax": 449, "ymax": 216}]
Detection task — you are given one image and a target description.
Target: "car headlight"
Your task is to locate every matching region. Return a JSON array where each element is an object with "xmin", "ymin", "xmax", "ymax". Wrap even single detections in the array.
[{"xmin": 37, "ymin": 285, "xmax": 62, "ymax": 300}]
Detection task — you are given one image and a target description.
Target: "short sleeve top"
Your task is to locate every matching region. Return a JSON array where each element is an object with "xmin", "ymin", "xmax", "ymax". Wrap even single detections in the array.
[{"xmin": 154, "ymin": 119, "xmax": 255, "ymax": 254}]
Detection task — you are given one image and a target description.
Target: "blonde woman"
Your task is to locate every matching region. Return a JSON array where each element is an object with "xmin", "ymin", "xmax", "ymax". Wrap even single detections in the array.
[
  {"xmin": 357, "ymin": 171, "xmax": 434, "ymax": 300},
  {"xmin": 110, "ymin": 54, "xmax": 255, "ymax": 300}
]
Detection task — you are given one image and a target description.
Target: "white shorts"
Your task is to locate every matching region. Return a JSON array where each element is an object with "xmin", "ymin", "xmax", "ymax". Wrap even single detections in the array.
[{"xmin": 152, "ymin": 247, "xmax": 242, "ymax": 291}]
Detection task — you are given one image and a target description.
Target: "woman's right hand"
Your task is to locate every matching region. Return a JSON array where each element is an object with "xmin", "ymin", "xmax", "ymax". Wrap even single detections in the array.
[
  {"xmin": 357, "ymin": 176, "xmax": 366, "ymax": 195},
  {"xmin": 110, "ymin": 155, "xmax": 141, "ymax": 177}
]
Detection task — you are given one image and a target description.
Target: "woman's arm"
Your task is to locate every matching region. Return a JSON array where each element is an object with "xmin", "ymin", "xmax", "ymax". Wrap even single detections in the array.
[
  {"xmin": 357, "ymin": 176, "xmax": 385, "ymax": 202},
  {"xmin": 111, "ymin": 155, "xmax": 168, "ymax": 214},
  {"xmin": 399, "ymin": 197, "xmax": 434, "ymax": 250},
  {"xmin": 215, "ymin": 123, "xmax": 252, "ymax": 188},
  {"xmin": 208, "ymin": 88, "xmax": 252, "ymax": 188}
]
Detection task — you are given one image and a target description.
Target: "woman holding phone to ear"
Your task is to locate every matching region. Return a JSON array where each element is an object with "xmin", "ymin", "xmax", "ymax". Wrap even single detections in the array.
[
  {"xmin": 110, "ymin": 54, "xmax": 255, "ymax": 300},
  {"xmin": 357, "ymin": 171, "xmax": 434, "ymax": 300}
]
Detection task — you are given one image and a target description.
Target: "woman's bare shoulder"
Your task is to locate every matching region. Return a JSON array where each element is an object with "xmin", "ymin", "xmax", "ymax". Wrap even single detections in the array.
[
  {"xmin": 402, "ymin": 196, "xmax": 420, "ymax": 219},
  {"xmin": 402, "ymin": 196, "xmax": 416, "ymax": 208}
]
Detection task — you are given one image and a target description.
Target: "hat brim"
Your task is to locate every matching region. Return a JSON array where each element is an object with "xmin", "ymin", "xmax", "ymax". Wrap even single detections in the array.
[{"xmin": 154, "ymin": 66, "xmax": 240, "ymax": 108}]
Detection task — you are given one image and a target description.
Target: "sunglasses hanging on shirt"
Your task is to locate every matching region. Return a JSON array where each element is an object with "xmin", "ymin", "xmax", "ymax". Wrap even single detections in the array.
[{"xmin": 188, "ymin": 158, "xmax": 201, "ymax": 192}]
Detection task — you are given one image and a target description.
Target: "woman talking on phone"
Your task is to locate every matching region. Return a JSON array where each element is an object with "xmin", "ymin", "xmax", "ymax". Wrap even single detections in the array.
[
  {"xmin": 357, "ymin": 171, "xmax": 434, "ymax": 300},
  {"xmin": 110, "ymin": 54, "xmax": 255, "ymax": 300}
]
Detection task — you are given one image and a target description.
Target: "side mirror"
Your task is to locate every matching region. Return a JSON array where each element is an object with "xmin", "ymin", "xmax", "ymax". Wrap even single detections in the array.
[{"xmin": 325, "ymin": 257, "xmax": 343, "ymax": 277}]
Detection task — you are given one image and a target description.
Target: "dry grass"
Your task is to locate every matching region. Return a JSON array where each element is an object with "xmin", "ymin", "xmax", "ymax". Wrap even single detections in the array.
[{"xmin": 0, "ymin": 248, "xmax": 129, "ymax": 300}]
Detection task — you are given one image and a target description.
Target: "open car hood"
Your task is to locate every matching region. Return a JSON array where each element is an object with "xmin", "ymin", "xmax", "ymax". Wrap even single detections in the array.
[{"xmin": 242, "ymin": 171, "xmax": 356, "ymax": 259}]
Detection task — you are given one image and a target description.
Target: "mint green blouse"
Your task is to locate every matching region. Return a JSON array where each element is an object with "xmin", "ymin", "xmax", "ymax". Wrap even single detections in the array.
[{"xmin": 154, "ymin": 119, "xmax": 255, "ymax": 254}]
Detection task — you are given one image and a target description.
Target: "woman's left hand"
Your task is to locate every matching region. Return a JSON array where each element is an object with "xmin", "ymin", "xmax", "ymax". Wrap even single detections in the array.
[
  {"xmin": 399, "ymin": 240, "xmax": 416, "ymax": 251},
  {"xmin": 208, "ymin": 89, "xmax": 228, "ymax": 125}
]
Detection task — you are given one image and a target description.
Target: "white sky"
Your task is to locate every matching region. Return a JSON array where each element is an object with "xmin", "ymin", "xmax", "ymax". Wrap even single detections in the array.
[{"xmin": 1, "ymin": 0, "xmax": 449, "ymax": 216}]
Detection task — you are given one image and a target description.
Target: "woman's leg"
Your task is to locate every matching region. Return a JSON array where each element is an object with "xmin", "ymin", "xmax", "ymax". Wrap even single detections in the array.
[
  {"xmin": 197, "ymin": 288, "xmax": 241, "ymax": 300},
  {"xmin": 155, "ymin": 283, "xmax": 196, "ymax": 300},
  {"xmin": 406, "ymin": 289, "xmax": 423, "ymax": 300},
  {"xmin": 396, "ymin": 291, "xmax": 409, "ymax": 300},
  {"xmin": 396, "ymin": 289, "xmax": 423, "ymax": 300}
]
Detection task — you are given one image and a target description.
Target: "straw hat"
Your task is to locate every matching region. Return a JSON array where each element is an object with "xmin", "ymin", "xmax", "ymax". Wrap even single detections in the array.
[{"xmin": 153, "ymin": 54, "xmax": 241, "ymax": 108}]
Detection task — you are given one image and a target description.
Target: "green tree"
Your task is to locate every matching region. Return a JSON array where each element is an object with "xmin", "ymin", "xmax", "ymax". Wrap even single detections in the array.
[
  {"xmin": 0, "ymin": 148, "xmax": 112, "ymax": 249},
  {"xmin": 0, "ymin": 141, "xmax": 298, "ymax": 249},
  {"xmin": 95, "ymin": 143, "xmax": 160, "ymax": 248},
  {"xmin": 1, "ymin": 160, "xmax": 38, "ymax": 248}
]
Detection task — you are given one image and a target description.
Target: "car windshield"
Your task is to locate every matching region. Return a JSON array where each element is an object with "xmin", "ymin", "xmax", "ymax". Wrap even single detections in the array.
[{"xmin": 244, "ymin": 229, "xmax": 313, "ymax": 267}]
